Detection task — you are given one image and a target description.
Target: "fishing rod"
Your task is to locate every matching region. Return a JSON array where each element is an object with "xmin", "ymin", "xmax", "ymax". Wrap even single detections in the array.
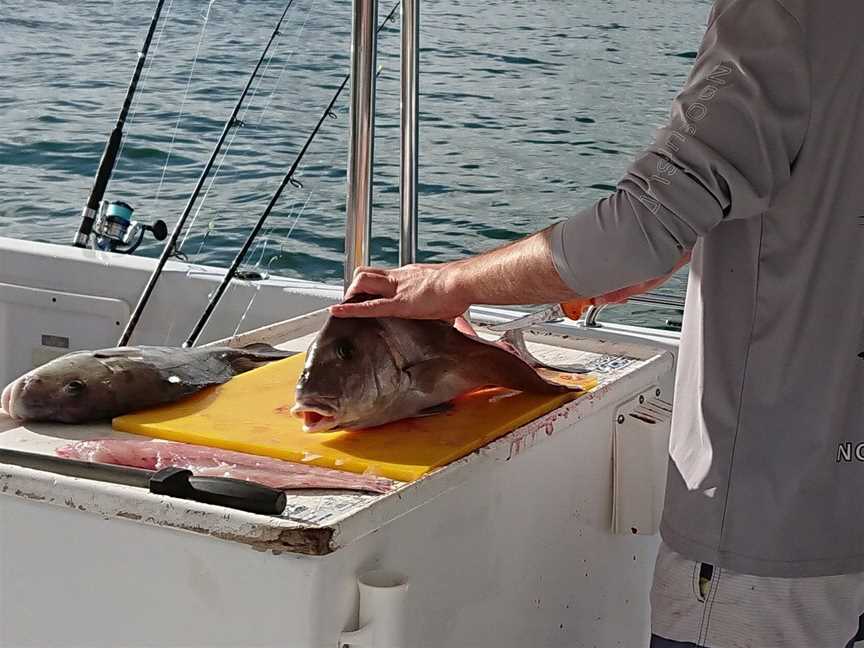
[
  {"xmin": 72, "ymin": 0, "xmax": 167, "ymax": 248},
  {"xmin": 183, "ymin": 0, "xmax": 401, "ymax": 348},
  {"xmin": 118, "ymin": 0, "xmax": 297, "ymax": 346}
]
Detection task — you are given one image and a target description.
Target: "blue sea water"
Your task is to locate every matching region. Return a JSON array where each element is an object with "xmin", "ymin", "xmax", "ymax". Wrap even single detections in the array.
[{"xmin": 0, "ymin": 0, "xmax": 710, "ymax": 327}]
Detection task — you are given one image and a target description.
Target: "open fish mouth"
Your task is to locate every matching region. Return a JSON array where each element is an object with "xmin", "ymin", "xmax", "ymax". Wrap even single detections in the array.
[
  {"xmin": 2, "ymin": 379, "xmax": 27, "ymax": 421},
  {"xmin": 1, "ymin": 381, "xmax": 15, "ymax": 418},
  {"xmin": 290, "ymin": 400, "xmax": 340, "ymax": 433}
]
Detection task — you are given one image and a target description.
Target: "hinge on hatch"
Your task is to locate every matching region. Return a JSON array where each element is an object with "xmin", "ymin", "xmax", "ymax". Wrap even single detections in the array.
[{"xmin": 611, "ymin": 387, "xmax": 672, "ymax": 536}]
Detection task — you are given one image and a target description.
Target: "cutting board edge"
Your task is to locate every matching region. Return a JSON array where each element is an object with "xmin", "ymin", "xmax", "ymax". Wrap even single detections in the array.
[{"xmin": 112, "ymin": 421, "xmax": 431, "ymax": 483}]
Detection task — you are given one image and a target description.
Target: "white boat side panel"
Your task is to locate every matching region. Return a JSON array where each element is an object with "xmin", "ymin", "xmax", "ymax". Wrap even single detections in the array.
[
  {"xmin": 321, "ymin": 404, "xmax": 661, "ymax": 647},
  {"xmin": 0, "ymin": 495, "xmax": 323, "ymax": 648},
  {"xmin": 0, "ymin": 282, "xmax": 130, "ymax": 386},
  {"xmin": 0, "ymin": 391, "xmax": 661, "ymax": 647},
  {"xmin": 0, "ymin": 237, "xmax": 342, "ymax": 383}
]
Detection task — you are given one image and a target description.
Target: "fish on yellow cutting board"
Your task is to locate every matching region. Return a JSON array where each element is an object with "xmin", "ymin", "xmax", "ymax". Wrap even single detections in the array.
[
  {"xmin": 1, "ymin": 343, "xmax": 294, "ymax": 424},
  {"xmin": 291, "ymin": 293, "xmax": 588, "ymax": 432}
]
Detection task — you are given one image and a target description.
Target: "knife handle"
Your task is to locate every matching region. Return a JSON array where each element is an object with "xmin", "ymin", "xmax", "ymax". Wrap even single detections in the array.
[{"xmin": 149, "ymin": 467, "xmax": 287, "ymax": 515}]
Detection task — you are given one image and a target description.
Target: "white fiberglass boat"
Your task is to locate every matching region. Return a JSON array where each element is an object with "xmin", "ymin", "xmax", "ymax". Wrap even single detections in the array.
[{"xmin": 0, "ymin": 1, "xmax": 686, "ymax": 646}]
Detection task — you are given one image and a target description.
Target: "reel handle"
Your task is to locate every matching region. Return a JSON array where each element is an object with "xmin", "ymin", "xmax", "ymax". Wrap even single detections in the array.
[{"xmin": 142, "ymin": 219, "xmax": 168, "ymax": 241}]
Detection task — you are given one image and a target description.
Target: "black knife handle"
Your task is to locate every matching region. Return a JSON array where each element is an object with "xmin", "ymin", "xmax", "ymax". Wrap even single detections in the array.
[{"xmin": 149, "ymin": 467, "xmax": 287, "ymax": 515}]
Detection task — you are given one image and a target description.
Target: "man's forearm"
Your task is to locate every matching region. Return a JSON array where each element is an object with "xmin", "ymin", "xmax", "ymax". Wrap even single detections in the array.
[
  {"xmin": 448, "ymin": 226, "xmax": 689, "ymax": 308},
  {"xmin": 447, "ymin": 227, "xmax": 580, "ymax": 306}
]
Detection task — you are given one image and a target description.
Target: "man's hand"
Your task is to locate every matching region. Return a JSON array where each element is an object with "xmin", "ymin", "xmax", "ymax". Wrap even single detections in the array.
[{"xmin": 329, "ymin": 263, "xmax": 472, "ymax": 320}]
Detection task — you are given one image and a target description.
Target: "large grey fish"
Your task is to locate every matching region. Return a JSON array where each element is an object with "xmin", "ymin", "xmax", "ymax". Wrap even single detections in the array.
[
  {"xmin": 291, "ymin": 295, "xmax": 578, "ymax": 433},
  {"xmin": 1, "ymin": 344, "xmax": 294, "ymax": 424}
]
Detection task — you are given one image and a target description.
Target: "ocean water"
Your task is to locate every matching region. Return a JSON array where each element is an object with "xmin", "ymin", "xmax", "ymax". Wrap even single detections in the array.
[{"xmin": 0, "ymin": 0, "xmax": 710, "ymax": 328}]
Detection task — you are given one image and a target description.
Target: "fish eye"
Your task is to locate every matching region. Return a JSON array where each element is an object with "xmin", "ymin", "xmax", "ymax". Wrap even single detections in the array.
[
  {"xmin": 335, "ymin": 340, "xmax": 354, "ymax": 361},
  {"xmin": 64, "ymin": 379, "xmax": 86, "ymax": 394}
]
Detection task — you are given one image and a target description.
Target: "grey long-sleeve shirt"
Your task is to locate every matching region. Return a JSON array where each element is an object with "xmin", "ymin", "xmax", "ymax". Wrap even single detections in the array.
[{"xmin": 551, "ymin": 0, "xmax": 864, "ymax": 577}]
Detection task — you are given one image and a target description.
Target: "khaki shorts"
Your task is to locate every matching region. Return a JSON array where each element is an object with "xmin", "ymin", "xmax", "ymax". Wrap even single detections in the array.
[{"xmin": 650, "ymin": 541, "xmax": 864, "ymax": 648}]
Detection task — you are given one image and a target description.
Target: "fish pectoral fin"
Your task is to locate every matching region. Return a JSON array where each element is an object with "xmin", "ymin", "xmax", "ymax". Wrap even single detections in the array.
[
  {"xmin": 228, "ymin": 345, "xmax": 298, "ymax": 373},
  {"xmin": 240, "ymin": 342, "xmax": 281, "ymax": 353},
  {"xmin": 237, "ymin": 343, "xmax": 297, "ymax": 360},
  {"xmin": 229, "ymin": 358, "xmax": 270, "ymax": 373},
  {"xmin": 402, "ymin": 357, "xmax": 455, "ymax": 394},
  {"xmin": 413, "ymin": 402, "xmax": 454, "ymax": 418},
  {"xmin": 92, "ymin": 348, "xmax": 147, "ymax": 359}
]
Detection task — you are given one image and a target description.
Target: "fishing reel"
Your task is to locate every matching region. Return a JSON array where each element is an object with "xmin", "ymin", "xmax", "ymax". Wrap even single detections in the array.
[{"xmin": 92, "ymin": 200, "xmax": 168, "ymax": 254}]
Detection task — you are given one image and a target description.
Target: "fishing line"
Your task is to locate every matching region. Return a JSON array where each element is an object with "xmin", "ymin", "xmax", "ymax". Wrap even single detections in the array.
[
  {"xmin": 248, "ymin": 223, "xmax": 279, "ymax": 269},
  {"xmin": 245, "ymin": 86, "xmax": 352, "ymax": 277},
  {"xmin": 229, "ymin": 281, "xmax": 261, "ymax": 341},
  {"xmin": 158, "ymin": 23, "xmax": 295, "ymax": 343},
  {"xmin": 176, "ymin": 117, "xmax": 243, "ymax": 255},
  {"xmin": 175, "ymin": 2, "xmax": 308, "ymax": 258},
  {"xmin": 115, "ymin": 0, "xmax": 176, "ymax": 169},
  {"xmin": 252, "ymin": 190, "xmax": 313, "ymax": 269},
  {"xmin": 177, "ymin": 45, "xmax": 276, "ymax": 258},
  {"xmin": 184, "ymin": 0, "xmax": 401, "ymax": 348},
  {"xmin": 118, "ymin": 0, "xmax": 300, "ymax": 346},
  {"xmin": 284, "ymin": 190, "xmax": 314, "ymax": 242},
  {"xmin": 152, "ymin": 0, "xmax": 217, "ymax": 211},
  {"xmin": 247, "ymin": 192, "xmax": 306, "ymax": 270},
  {"xmin": 226, "ymin": 192, "xmax": 313, "ymax": 344},
  {"xmin": 162, "ymin": 313, "xmax": 179, "ymax": 345},
  {"xmin": 242, "ymin": 23, "xmax": 284, "ymax": 116},
  {"xmin": 255, "ymin": 0, "xmax": 319, "ymax": 126},
  {"xmin": 186, "ymin": 19, "xmax": 329, "ymax": 271}
]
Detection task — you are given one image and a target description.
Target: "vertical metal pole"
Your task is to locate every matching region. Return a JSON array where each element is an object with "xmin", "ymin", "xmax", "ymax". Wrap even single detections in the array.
[
  {"xmin": 344, "ymin": 0, "xmax": 379, "ymax": 290},
  {"xmin": 399, "ymin": 0, "xmax": 419, "ymax": 266}
]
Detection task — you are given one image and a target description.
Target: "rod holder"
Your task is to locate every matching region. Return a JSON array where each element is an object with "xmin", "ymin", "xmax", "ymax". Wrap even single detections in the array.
[
  {"xmin": 398, "ymin": 0, "xmax": 419, "ymax": 266},
  {"xmin": 340, "ymin": 570, "xmax": 409, "ymax": 648},
  {"xmin": 345, "ymin": 0, "xmax": 379, "ymax": 290}
]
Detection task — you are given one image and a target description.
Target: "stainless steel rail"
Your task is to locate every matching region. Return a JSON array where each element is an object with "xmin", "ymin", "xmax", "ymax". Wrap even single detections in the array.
[
  {"xmin": 399, "ymin": 0, "xmax": 419, "ymax": 265},
  {"xmin": 626, "ymin": 294, "xmax": 685, "ymax": 309},
  {"xmin": 584, "ymin": 294, "xmax": 685, "ymax": 328},
  {"xmin": 344, "ymin": 0, "xmax": 379, "ymax": 289}
]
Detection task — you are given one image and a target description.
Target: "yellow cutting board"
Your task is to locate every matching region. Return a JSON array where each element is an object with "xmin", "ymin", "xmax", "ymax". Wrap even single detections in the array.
[{"xmin": 113, "ymin": 354, "xmax": 597, "ymax": 483}]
